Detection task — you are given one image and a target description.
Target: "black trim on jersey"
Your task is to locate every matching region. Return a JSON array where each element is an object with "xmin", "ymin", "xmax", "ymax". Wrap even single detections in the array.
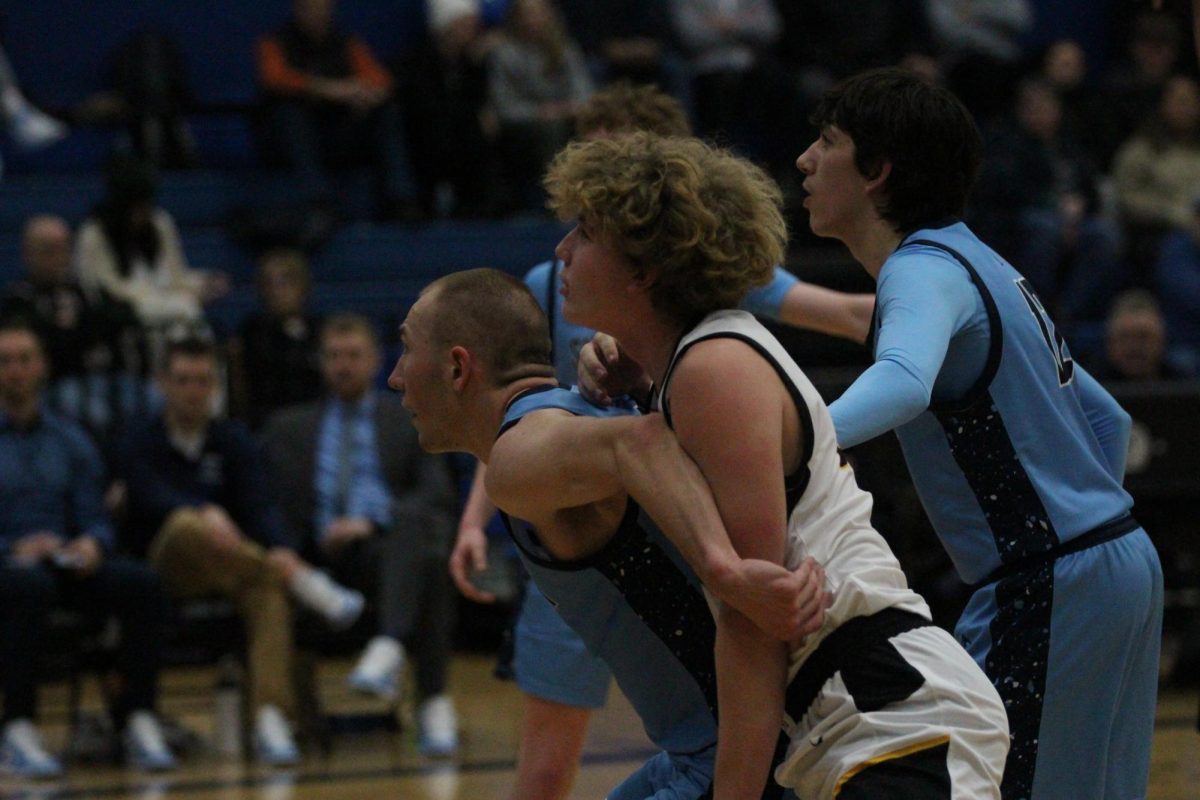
[
  {"xmin": 968, "ymin": 511, "xmax": 1138, "ymax": 591},
  {"xmin": 784, "ymin": 608, "xmax": 930, "ymax": 722},
  {"xmin": 499, "ymin": 498, "xmax": 643, "ymax": 572},
  {"xmin": 987, "ymin": 565, "xmax": 1053, "ymax": 800},
  {"xmin": 496, "ymin": 382, "xmax": 567, "ymax": 437},
  {"xmin": 901, "ymin": 238, "xmax": 1004, "ymax": 414},
  {"xmin": 659, "ymin": 332, "xmax": 814, "ymax": 517},
  {"xmin": 935, "ymin": 395, "xmax": 1059, "ymax": 564},
  {"xmin": 500, "ymin": 499, "xmax": 721, "ymax": 717},
  {"xmin": 838, "ymin": 740, "xmax": 952, "ymax": 799},
  {"xmin": 864, "ymin": 295, "xmax": 879, "ymax": 355}
]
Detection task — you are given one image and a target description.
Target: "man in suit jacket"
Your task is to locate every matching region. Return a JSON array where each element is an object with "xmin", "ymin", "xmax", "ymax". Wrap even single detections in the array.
[{"xmin": 261, "ymin": 313, "xmax": 460, "ymax": 756}]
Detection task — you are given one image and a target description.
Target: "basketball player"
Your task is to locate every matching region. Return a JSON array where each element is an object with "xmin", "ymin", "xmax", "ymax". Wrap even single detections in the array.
[
  {"xmin": 401, "ymin": 137, "xmax": 1008, "ymax": 800},
  {"xmin": 794, "ymin": 68, "xmax": 1162, "ymax": 799},
  {"xmin": 451, "ymin": 82, "xmax": 872, "ymax": 800}
]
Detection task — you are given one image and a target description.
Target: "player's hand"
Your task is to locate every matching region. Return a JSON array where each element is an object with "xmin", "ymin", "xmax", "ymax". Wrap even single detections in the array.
[
  {"xmin": 577, "ymin": 333, "xmax": 652, "ymax": 407},
  {"xmin": 721, "ymin": 556, "xmax": 831, "ymax": 642},
  {"xmin": 449, "ymin": 523, "xmax": 496, "ymax": 603}
]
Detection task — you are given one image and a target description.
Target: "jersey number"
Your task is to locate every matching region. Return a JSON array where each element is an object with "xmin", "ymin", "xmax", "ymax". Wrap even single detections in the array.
[{"xmin": 1015, "ymin": 278, "xmax": 1074, "ymax": 386}]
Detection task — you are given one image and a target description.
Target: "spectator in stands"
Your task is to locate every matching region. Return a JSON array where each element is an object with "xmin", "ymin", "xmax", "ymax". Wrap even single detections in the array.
[
  {"xmin": 261, "ymin": 314, "xmax": 460, "ymax": 756},
  {"xmin": 667, "ymin": 0, "xmax": 782, "ymax": 143},
  {"xmin": 113, "ymin": 337, "xmax": 365, "ymax": 766},
  {"xmin": 227, "ymin": 249, "xmax": 323, "ymax": 429},
  {"xmin": 488, "ymin": 0, "xmax": 593, "ymax": 212},
  {"xmin": 75, "ymin": 155, "xmax": 228, "ymax": 386},
  {"xmin": 1154, "ymin": 193, "xmax": 1200, "ymax": 373},
  {"xmin": 1090, "ymin": 289, "xmax": 1189, "ymax": 381},
  {"xmin": 1, "ymin": 215, "xmax": 139, "ymax": 439},
  {"xmin": 568, "ymin": 0, "xmax": 690, "ymax": 106},
  {"xmin": 397, "ymin": 0, "xmax": 502, "ymax": 219},
  {"xmin": 0, "ymin": 319, "xmax": 174, "ymax": 778},
  {"xmin": 1112, "ymin": 73, "xmax": 1200, "ymax": 279},
  {"xmin": 1098, "ymin": 11, "xmax": 1184, "ymax": 170},
  {"xmin": 256, "ymin": 0, "xmax": 421, "ymax": 223},
  {"xmin": 971, "ymin": 76, "xmax": 1124, "ymax": 325},
  {"xmin": 1038, "ymin": 39, "xmax": 1111, "ymax": 170},
  {"xmin": 80, "ymin": 30, "xmax": 199, "ymax": 170},
  {"xmin": 924, "ymin": 0, "xmax": 1033, "ymax": 122},
  {"xmin": 776, "ymin": 0, "xmax": 936, "ymax": 99},
  {"xmin": 0, "ymin": 45, "xmax": 67, "ymax": 179}
]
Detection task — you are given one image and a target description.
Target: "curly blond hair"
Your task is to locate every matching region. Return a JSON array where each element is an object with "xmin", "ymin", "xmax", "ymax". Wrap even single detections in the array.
[
  {"xmin": 544, "ymin": 133, "xmax": 786, "ymax": 325},
  {"xmin": 575, "ymin": 82, "xmax": 692, "ymax": 139}
]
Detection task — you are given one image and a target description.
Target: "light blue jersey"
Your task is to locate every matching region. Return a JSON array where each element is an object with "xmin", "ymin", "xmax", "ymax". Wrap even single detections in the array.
[
  {"xmin": 497, "ymin": 385, "xmax": 723, "ymax": 797},
  {"xmin": 829, "ymin": 221, "xmax": 1162, "ymax": 800},
  {"xmin": 524, "ymin": 260, "xmax": 799, "ymax": 383}
]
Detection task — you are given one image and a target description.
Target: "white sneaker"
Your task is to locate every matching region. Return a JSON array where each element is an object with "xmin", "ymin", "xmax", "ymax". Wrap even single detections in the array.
[
  {"xmin": 254, "ymin": 705, "xmax": 300, "ymax": 767},
  {"xmin": 4, "ymin": 90, "xmax": 67, "ymax": 150},
  {"xmin": 290, "ymin": 569, "xmax": 365, "ymax": 630},
  {"xmin": 123, "ymin": 711, "xmax": 177, "ymax": 772},
  {"xmin": 0, "ymin": 718, "xmax": 62, "ymax": 779},
  {"xmin": 417, "ymin": 695, "xmax": 459, "ymax": 757},
  {"xmin": 347, "ymin": 635, "xmax": 405, "ymax": 701}
]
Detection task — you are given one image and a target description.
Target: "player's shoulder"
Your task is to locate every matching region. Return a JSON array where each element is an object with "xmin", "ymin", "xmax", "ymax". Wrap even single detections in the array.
[{"xmin": 522, "ymin": 260, "xmax": 557, "ymax": 290}]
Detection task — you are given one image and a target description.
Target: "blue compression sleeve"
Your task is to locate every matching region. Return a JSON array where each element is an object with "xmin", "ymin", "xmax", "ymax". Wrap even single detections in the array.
[
  {"xmin": 740, "ymin": 266, "xmax": 798, "ymax": 319},
  {"xmin": 830, "ymin": 254, "xmax": 979, "ymax": 447},
  {"xmin": 1073, "ymin": 365, "xmax": 1132, "ymax": 482}
]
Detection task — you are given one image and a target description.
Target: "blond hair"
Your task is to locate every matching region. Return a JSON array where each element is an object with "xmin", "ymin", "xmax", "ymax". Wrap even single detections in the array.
[
  {"xmin": 575, "ymin": 82, "xmax": 692, "ymax": 139},
  {"xmin": 545, "ymin": 133, "xmax": 786, "ymax": 324}
]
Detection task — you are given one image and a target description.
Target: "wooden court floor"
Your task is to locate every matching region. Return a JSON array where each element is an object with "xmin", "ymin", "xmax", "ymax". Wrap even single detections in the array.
[{"xmin": 1, "ymin": 653, "xmax": 1195, "ymax": 799}]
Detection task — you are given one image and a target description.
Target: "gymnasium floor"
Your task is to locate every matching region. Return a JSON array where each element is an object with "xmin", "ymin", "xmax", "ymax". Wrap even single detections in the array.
[{"xmin": 1, "ymin": 653, "xmax": 1195, "ymax": 799}]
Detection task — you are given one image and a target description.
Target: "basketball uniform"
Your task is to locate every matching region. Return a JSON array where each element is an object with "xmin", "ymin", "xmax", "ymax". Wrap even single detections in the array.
[
  {"xmin": 837, "ymin": 221, "xmax": 1163, "ymax": 799},
  {"xmin": 658, "ymin": 310, "xmax": 1010, "ymax": 799}
]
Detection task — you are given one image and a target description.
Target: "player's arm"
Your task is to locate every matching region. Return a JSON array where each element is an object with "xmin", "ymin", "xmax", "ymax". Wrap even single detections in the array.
[
  {"xmin": 667, "ymin": 340, "xmax": 792, "ymax": 800},
  {"xmin": 1073, "ymin": 365, "xmax": 1132, "ymax": 483},
  {"xmin": 775, "ymin": 283, "xmax": 875, "ymax": 344},
  {"xmin": 741, "ymin": 268, "xmax": 875, "ymax": 344},
  {"xmin": 451, "ymin": 459, "xmax": 500, "ymax": 602},
  {"xmin": 829, "ymin": 254, "xmax": 975, "ymax": 447},
  {"xmin": 486, "ymin": 409, "xmax": 825, "ymax": 641}
]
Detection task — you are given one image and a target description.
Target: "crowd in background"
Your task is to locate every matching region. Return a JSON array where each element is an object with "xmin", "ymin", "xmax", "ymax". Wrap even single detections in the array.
[{"xmin": 0, "ymin": 0, "xmax": 1199, "ymax": 780}]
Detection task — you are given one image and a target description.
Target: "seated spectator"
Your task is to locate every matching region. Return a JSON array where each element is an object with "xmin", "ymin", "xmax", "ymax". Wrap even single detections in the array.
[
  {"xmin": 568, "ymin": 0, "xmax": 691, "ymax": 106},
  {"xmin": 971, "ymin": 76, "xmax": 1124, "ymax": 325},
  {"xmin": 75, "ymin": 155, "xmax": 228, "ymax": 387},
  {"xmin": 113, "ymin": 337, "xmax": 365, "ymax": 766},
  {"xmin": 1155, "ymin": 195, "xmax": 1200, "ymax": 374},
  {"xmin": 397, "ymin": 0, "xmax": 503, "ymax": 219},
  {"xmin": 1037, "ymin": 39, "xmax": 1110, "ymax": 171},
  {"xmin": 488, "ymin": 0, "xmax": 593, "ymax": 212},
  {"xmin": 924, "ymin": 0, "xmax": 1033, "ymax": 122},
  {"xmin": 78, "ymin": 29, "xmax": 198, "ymax": 170},
  {"xmin": 0, "ymin": 45, "xmax": 67, "ymax": 178},
  {"xmin": 1112, "ymin": 74, "xmax": 1200, "ymax": 280},
  {"xmin": 0, "ymin": 319, "xmax": 174, "ymax": 777},
  {"xmin": 667, "ymin": 0, "xmax": 806, "ymax": 177},
  {"xmin": 227, "ymin": 249, "xmax": 323, "ymax": 430},
  {"xmin": 1, "ymin": 215, "xmax": 140, "ymax": 440},
  {"xmin": 1097, "ymin": 10, "xmax": 1184, "ymax": 171},
  {"xmin": 261, "ymin": 315, "xmax": 460, "ymax": 756},
  {"xmin": 1089, "ymin": 289, "xmax": 1189, "ymax": 382},
  {"xmin": 776, "ymin": 0, "xmax": 935, "ymax": 100},
  {"xmin": 256, "ymin": 0, "xmax": 420, "ymax": 223}
]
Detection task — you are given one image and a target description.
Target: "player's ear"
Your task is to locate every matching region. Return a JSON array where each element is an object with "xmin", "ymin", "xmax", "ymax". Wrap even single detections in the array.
[
  {"xmin": 448, "ymin": 345, "xmax": 472, "ymax": 389},
  {"xmin": 865, "ymin": 160, "xmax": 892, "ymax": 195}
]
